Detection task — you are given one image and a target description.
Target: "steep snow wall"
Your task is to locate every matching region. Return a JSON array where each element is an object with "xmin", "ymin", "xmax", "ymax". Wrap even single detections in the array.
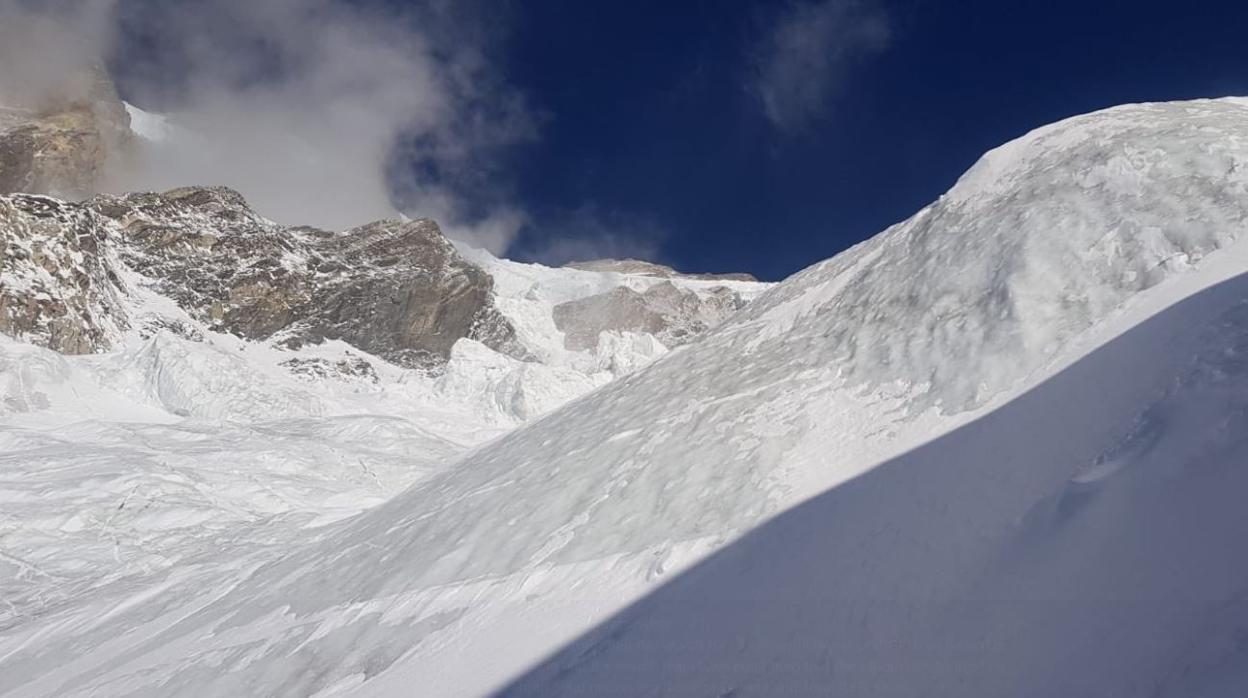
[{"xmin": 501, "ymin": 269, "xmax": 1248, "ymax": 698}]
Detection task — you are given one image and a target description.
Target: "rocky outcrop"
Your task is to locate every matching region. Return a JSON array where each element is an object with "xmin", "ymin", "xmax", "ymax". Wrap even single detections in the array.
[
  {"xmin": 566, "ymin": 258, "xmax": 758, "ymax": 283},
  {"xmin": 292, "ymin": 218, "xmax": 528, "ymax": 368},
  {"xmin": 0, "ymin": 186, "xmax": 527, "ymax": 371},
  {"xmin": 89, "ymin": 187, "xmax": 528, "ymax": 370},
  {"xmin": 0, "ymin": 194, "xmax": 128, "ymax": 353},
  {"xmin": 0, "ymin": 65, "xmax": 133, "ymax": 199},
  {"xmin": 553, "ymin": 281, "xmax": 745, "ymax": 351},
  {"xmin": 0, "ymin": 183, "xmax": 750, "ymax": 371},
  {"xmin": 282, "ymin": 355, "xmax": 380, "ymax": 383}
]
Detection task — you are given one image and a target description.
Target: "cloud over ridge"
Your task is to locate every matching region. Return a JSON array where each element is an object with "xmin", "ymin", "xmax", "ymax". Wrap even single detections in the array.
[{"xmin": 0, "ymin": 0, "xmax": 537, "ymax": 251}]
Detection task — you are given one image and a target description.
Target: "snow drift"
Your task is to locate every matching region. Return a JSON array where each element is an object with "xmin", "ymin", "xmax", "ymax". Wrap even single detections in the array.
[{"xmin": 4, "ymin": 98, "xmax": 1248, "ymax": 697}]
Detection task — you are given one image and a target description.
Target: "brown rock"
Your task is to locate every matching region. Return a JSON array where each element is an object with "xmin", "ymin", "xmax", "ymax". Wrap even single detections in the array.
[
  {"xmin": 0, "ymin": 194, "xmax": 128, "ymax": 353},
  {"xmin": 86, "ymin": 187, "xmax": 529, "ymax": 371}
]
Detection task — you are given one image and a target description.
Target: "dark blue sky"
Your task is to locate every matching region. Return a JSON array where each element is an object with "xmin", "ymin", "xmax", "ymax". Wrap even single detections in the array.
[
  {"xmin": 490, "ymin": 0, "xmax": 1248, "ymax": 280},
  {"xmin": 108, "ymin": 0, "xmax": 1248, "ymax": 281}
]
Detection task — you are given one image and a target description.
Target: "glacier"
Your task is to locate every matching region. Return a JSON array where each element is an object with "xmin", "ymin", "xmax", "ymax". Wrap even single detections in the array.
[{"xmin": 2, "ymin": 97, "xmax": 1248, "ymax": 696}]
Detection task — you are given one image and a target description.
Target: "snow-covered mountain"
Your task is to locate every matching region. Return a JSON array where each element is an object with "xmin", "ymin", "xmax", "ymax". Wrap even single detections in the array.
[
  {"xmin": 0, "ymin": 181, "xmax": 765, "ymax": 625},
  {"xmin": 0, "ymin": 85, "xmax": 769, "ymax": 655},
  {"xmin": 4, "ymin": 95, "xmax": 1248, "ymax": 697}
]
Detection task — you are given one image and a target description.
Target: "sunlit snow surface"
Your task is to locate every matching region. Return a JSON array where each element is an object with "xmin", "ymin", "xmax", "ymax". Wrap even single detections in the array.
[
  {"xmin": 4, "ymin": 98, "xmax": 1248, "ymax": 696},
  {"xmin": 0, "ymin": 244, "xmax": 765, "ymax": 645}
]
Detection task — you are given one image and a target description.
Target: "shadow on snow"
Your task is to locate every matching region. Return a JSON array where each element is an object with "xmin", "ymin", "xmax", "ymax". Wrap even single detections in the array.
[{"xmin": 498, "ymin": 272, "xmax": 1248, "ymax": 698}]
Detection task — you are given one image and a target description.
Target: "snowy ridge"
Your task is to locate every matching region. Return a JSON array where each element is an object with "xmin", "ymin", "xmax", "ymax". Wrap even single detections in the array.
[
  {"xmin": 736, "ymin": 98, "xmax": 1248, "ymax": 413},
  {"xmin": 4, "ymin": 98, "xmax": 1248, "ymax": 696},
  {"xmin": 503, "ymin": 265, "xmax": 1248, "ymax": 698},
  {"xmin": 0, "ymin": 210, "xmax": 768, "ymax": 628}
]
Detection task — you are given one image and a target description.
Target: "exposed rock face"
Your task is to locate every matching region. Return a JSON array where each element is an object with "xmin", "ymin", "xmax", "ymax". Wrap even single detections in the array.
[
  {"xmin": 282, "ymin": 356, "xmax": 380, "ymax": 383},
  {"xmin": 553, "ymin": 281, "xmax": 746, "ymax": 351},
  {"xmin": 89, "ymin": 187, "xmax": 528, "ymax": 370},
  {"xmin": 0, "ymin": 186, "xmax": 526, "ymax": 370},
  {"xmin": 0, "ymin": 194, "xmax": 128, "ymax": 354},
  {"xmin": 566, "ymin": 258, "xmax": 758, "ymax": 283},
  {"xmin": 294, "ymin": 219, "xmax": 529, "ymax": 368},
  {"xmin": 0, "ymin": 65, "xmax": 133, "ymax": 199}
]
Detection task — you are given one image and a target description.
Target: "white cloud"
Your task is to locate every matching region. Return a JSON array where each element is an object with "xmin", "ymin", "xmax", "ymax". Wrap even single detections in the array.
[
  {"xmin": 110, "ymin": 0, "xmax": 536, "ymax": 239},
  {"xmin": 751, "ymin": 0, "xmax": 891, "ymax": 133},
  {"xmin": 0, "ymin": 0, "xmax": 536, "ymax": 247}
]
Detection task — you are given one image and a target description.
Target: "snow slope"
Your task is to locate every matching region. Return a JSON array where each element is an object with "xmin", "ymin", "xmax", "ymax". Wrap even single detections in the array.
[
  {"xmin": 0, "ymin": 225, "xmax": 767, "ymax": 638},
  {"xmin": 501, "ymin": 265, "xmax": 1248, "ymax": 698},
  {"xmin": 4, "ymin": 98, "xmax": 1248, "ymax": 696}
]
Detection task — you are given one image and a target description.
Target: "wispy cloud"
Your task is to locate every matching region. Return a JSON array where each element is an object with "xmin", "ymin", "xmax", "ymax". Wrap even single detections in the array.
[
  {"xmin": 508, "ymin": 205, "xmax": 666, "ymax": 267},
  {"xmin": 750, "ymin": 0, "xmax": 891, "ymax": 133}
]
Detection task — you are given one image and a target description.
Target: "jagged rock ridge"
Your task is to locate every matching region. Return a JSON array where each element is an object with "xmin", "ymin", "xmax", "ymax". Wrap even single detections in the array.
[
  {"xmin": 0, "ymin": 67, "xmax": 761, "ymax": 369},
  {"xmin": 1, "ymin": 186, "xmax": 528, "ymax": 370}
]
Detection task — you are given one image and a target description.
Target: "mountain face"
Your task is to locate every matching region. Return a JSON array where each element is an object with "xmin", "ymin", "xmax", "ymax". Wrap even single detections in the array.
[
  {"xmin": 0, "ymin": 78, "xmax": 769, "ymax": 647},
  {"xmin": 1, "ymin": 180, "xmax": 762, "ymax": 372},
  {"xmin": 6, "ymin": 67, "xmax": 1248, "ymax": 698},
  {"xmin": 1, "ymin": 97, "xmax": 1244, "ymax": 698},
  {"xmin": 93, "ymin": 185, "xmax": 532, "ymax": 370},
  {"xmin": 0, "ymin": 69, "xmax": 761, "ymax": 371},
  {"xmin": 0, "ymin": 186, "xmax": 522, "ymax": 369},
  {"xmin": 0, "ymin": 193, "xmax": 128, "ymax": 354}
]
